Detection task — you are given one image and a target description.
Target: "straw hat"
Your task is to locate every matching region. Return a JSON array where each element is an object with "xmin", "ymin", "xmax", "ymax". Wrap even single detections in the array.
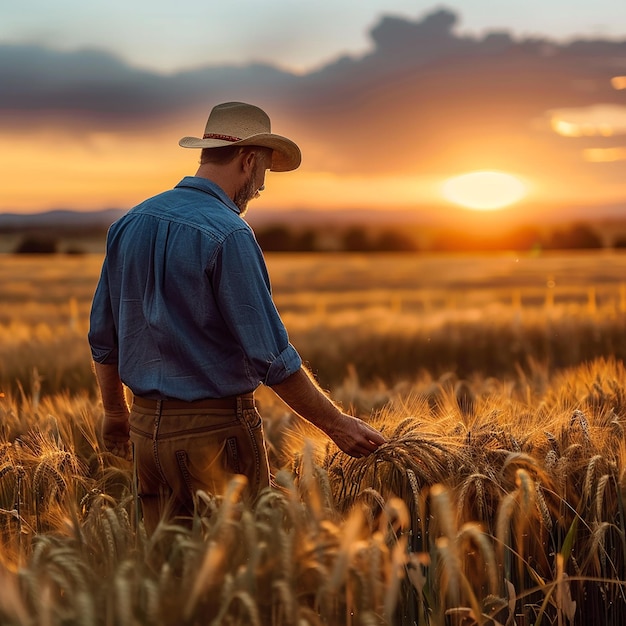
[{"xmin": 179, "ymin": 102, "xmax": 301, "ymax": 172}]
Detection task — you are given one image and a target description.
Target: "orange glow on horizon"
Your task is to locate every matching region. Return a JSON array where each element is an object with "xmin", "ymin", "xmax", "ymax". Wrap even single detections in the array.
[
  {"xmin": 0, "ymin": 128, "xmax": 191, "ymax": 210},
  {"xmin": 257, "ymin": 170, "xmax": 443, "ymax": 211},
  {"xmin": 1, "ymin": 128, "xmax": 445, "ymax": 212},
  {"xmin": 1, "ymin": 121, "xmax": 625, "ymax": 214}
]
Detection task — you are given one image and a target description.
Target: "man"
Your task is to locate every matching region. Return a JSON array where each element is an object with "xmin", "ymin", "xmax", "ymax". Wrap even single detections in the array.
[{"xmin": 88, "ymin": 101, "xmax": 386, "ymax": 533}]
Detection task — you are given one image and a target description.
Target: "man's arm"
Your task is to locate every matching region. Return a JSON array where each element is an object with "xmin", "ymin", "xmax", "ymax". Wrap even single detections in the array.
[
  {"xmin": 270, "ymin": 367, "xmax": 386, "ymax": 458},
  {"xmin": 92, "ymin": 361, "xmax": 132, "ymax": 460}
]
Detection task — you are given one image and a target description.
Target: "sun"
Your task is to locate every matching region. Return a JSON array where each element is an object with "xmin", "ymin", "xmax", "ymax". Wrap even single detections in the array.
[{"xmin": 441, "ymin": 170, "xmax": 527, "ymax": 210}]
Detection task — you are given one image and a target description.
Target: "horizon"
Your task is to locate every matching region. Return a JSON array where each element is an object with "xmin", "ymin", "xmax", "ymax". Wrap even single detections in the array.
[{"xmin": 3, "ymin": 197, "xmax": 625, "ymax": 228}]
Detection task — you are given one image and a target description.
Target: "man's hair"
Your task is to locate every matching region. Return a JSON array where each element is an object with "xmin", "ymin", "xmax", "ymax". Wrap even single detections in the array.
[{"xmin": 200, "ymin": 145, "xmax": 272, "ymax": 165}]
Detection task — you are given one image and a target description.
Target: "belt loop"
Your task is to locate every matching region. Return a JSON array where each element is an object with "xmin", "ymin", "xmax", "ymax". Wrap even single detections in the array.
[{"xmin": 236, "ymin": 395, "xmax": 243, "ymax": 416}]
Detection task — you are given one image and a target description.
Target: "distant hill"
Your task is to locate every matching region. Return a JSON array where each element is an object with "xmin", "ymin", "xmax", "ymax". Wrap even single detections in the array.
[
  {"xmin": 0, "ymin": 207, "xmax": 443, "ymax": 231},
  {"xmin": 1, "ymin": 200, "xmax": 625, "ymax": 232},
  {"xmin": 0, "ymin": 209, "xmax": 126, "ymax": 230}
]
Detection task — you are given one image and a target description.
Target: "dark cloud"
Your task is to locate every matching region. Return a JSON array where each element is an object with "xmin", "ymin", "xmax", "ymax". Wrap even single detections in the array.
[
  {"xmin": 1, "ymin": 45, "xmax": 173, "ymax": 115},
  {"xmin": 0, "ymin": 44, "xmax": 293, "ymax": 126},
  {"xmin": 2, "ymin": 8, "xmax": 626, "ymax": 179}
]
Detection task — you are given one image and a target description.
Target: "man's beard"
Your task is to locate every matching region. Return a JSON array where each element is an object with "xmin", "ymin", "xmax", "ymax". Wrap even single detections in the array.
[{"xmin": 233, "ymin": 173, "xmax": 260, "ymax": 216}]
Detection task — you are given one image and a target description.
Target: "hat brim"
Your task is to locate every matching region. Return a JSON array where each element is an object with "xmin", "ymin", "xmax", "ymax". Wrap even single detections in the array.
[{"xmin": 178, "ymin": 132, "xmax": 301, "ymax": 172}]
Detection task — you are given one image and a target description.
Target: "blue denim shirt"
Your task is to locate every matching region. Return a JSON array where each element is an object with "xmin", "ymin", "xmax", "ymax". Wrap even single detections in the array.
[{"xmin": 88, "ymin": 176, "xmax": 302, "ymax": 401}]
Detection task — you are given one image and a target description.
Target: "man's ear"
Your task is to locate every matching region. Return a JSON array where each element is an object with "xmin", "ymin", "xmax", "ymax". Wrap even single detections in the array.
[{"xmin": 240, "ymin": 149, "xmax": 256, "ymax": 174}]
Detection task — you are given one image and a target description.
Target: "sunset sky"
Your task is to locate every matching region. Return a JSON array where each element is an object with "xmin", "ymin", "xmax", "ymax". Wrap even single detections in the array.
[{"xmin": 2, "ymin": 1, "xmax": 626, "ymax": 221}]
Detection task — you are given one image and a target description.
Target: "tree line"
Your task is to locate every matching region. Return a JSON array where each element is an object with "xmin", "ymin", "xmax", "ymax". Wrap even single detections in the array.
[
  {"xmin": 256, "ymin": 222, "xmax": 623, "ymax": 253},
  {"xmin": 10, "ymin": 221, "xmax": 626, "ymax": 254}
]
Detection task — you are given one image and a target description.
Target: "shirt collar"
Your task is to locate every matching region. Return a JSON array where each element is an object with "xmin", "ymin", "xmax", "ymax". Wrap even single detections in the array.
[{"xmin": 175, "ymin": 176, "xmax": 241, "ymax": 215}]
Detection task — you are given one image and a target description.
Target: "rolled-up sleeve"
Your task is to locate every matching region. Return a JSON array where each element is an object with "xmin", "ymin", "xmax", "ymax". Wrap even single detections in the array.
[
  {"xmin": 264, "ymin": 342, "xmax": 302, "ymax": 385},
  {"xmin": 211, "ymin": 229, "xmax": 302, "ymax": 386}
]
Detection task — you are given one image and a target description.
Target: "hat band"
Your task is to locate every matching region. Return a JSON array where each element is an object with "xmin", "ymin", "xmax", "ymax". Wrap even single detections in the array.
[{"xmin": 202, "ymin": 133, "xmax": 242, "ymax": 142}]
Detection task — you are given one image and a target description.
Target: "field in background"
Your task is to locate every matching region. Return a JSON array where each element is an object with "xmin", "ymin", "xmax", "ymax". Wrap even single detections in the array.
[
  {"xmin": 4, "ymin": 249, "xmax": 626, "ymax": 315},
  {"xmin": 270, "ymin": 250, "xmax": 626, "ymax": 313},
  {"xmin": 2, "ymin": 251, "xmax": 626, "ymax": 624},
  {"xmin": 3, "ymin": 250, "xmax": 626, "ymax": 394}
]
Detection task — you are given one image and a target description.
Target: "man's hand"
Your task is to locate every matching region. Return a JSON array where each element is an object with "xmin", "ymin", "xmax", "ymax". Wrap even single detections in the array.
[
  {"xmin": 102, "ymin": 409, "xmax": 132, "ymax": 461},
  {"xmin": 93, "ymin": 361, "xmax": 133, "ymax": 462},
  {"xmin": 326, "ymin": 413, "xmax": 386, "ymax": 458},
  {"xmin": 271, "ymin": 367, "xmax": 386, "ymax": 459}
]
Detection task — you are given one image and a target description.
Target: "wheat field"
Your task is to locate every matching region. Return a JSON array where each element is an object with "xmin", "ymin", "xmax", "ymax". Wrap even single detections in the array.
[{"xmin": 1, "ymin": 251, "xmax": 626, "ymax": 625}]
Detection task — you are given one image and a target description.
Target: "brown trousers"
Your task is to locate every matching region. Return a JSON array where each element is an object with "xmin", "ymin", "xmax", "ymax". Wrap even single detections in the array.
[{"xmin": 129, "ymin": 394, "xmax": 270, "ymax": 534}]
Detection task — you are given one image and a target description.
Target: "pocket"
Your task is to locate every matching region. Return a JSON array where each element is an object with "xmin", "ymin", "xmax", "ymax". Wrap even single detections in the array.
[
  {"xmin": 174, "ymin": 429, "xmax": 243, "ymax": 498},
  {"xmin": 175, "ymin": 446, "xmax": 236, "ymax": 497},
  {"xmin": 174, "ymin": 436, "xmax": 226, "ymax": 497}
]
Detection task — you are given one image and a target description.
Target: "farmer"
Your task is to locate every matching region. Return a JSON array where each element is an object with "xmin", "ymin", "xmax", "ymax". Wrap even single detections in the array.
[{"xmin": 88, "ymin": 101, "xmax": 386, "ymax": 533}]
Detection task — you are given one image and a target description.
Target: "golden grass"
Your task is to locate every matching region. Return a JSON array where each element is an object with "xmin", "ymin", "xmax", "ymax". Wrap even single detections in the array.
[
  {"xmin": 1, "ymin": 252, "xmax": 626, "ymax": 623},
  {"xmin": 1, "ymin": 357, "xmax": 626, "ymax": 623}
]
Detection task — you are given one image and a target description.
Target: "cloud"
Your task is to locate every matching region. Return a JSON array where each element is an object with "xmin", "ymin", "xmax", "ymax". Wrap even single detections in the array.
[
  {"xmin": 549, "ymin": 104, "xmax": 626, "ymax": 136},
  {"xmin": 2, "ymin": 45, "xmax": 170, "ymax": 117},
  {"xmin": 287, "ymin": 9, "xmax": 626, "ymax": 175},
  {"xmin": 0, "ymin": 44, "xmax": 293, "ymax": 128},
  {"xmin": 2, "ymin": 8, "xmax": 626, "ymax": 185}
]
